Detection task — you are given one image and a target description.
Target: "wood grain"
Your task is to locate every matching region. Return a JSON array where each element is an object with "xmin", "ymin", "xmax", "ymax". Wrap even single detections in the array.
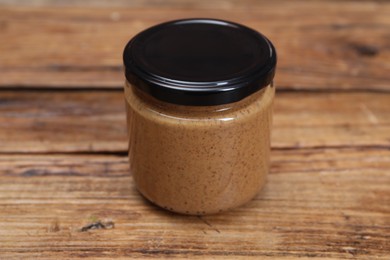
[
  {"xmin": 0, "ymin": 148, "xmax": 388, "ymax": 259},
  {"xmin": 0, "ymin": 90, "xmax": 389, "ymax": 153},
  {"xmin": 1, "ymin": 1, "xmax": 389, "ymax": 259},
  {"xmin": 0, "ymin": 0, "xmax": 389, "ymax": 90}
]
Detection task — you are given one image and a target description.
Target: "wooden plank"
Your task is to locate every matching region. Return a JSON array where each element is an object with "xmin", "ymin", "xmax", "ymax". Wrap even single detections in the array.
[
  {"xmin": 0, "ymin": 90, "xmax": 389, "ymax": 153},
  {"xmin": 3, "ymin": 0, "xmax": 388, "ymax": 8},
  {"xmin": 0, "ymin": 148, "xmax": 389, "ymax": 259},
  {"xmin": 0, "ymin": 90, "xmax": 127, "ymax": 153},
  {"xmin": 0, "ymin": 1, "xmax": 389, "ymax": 90}
]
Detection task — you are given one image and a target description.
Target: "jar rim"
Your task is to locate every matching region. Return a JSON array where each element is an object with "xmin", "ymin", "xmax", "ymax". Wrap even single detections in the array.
[{"xmin": 123, "ymin": 18, "xmax": 277, "ymax": 106}]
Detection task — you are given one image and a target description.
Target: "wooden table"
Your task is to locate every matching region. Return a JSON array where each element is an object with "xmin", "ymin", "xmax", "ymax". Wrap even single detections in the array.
[{"xmin": 0, "ymin": 0, "xmax": 389, "ymax": 259}]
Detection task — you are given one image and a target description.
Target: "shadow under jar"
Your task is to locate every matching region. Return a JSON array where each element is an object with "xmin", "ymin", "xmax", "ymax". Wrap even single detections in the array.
[{"xmin": 123, "ymin": 19, "xmax": 277, "ymax": 215}]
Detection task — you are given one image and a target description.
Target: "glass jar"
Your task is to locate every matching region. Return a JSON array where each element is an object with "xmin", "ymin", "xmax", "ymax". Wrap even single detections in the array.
[{"xmin": 123, "ymin": 19, "xmax": 277, "ymax": 215}]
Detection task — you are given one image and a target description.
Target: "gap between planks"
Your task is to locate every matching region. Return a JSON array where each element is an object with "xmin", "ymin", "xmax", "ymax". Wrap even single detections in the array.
[{"xmin": 0, "ymin": 86, "xmax": 390, "ymax": 94}]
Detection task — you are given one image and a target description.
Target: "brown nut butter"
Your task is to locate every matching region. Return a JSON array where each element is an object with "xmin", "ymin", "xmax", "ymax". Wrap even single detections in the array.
[{"xmin": 123, "ymin": 19, "xmax": 277, "ymax": 215}]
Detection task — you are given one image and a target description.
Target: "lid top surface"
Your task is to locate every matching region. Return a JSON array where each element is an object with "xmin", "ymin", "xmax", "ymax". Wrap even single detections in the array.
[{"xmin": 129, "ymin": 19, "xmax": 272, "ymax": 84}]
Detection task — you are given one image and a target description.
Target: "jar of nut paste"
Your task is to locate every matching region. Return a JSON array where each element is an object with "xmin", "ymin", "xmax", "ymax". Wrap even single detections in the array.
[{"xmin": 123, "ymin": 19, "xmax": 277, "ymax": 215}]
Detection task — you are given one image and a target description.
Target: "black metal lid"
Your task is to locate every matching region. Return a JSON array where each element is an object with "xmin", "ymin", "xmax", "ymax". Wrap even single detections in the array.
[{"xmin": 123, "ymin": 18, "xmax": 276, "ymax": 106}]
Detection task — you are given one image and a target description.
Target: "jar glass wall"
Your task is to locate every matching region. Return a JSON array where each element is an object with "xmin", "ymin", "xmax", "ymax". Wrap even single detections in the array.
[{"xmin": 125, "ymin": 81, "xmax": 274, "ymax": 215}]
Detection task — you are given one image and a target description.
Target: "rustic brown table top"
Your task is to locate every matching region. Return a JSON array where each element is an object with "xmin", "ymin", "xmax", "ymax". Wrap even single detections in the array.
[{"xmin": 0, "ymin": 0, "xmax": 389, "ymax": 259}]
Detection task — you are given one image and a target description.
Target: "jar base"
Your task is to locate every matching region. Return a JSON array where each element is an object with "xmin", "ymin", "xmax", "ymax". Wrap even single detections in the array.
[{"xmin": 135, "ymin": 184, "xmax": 266, "ymax": 216}]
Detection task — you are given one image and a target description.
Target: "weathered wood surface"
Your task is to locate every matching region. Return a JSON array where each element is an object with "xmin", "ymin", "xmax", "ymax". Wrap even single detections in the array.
[
  {"xmin": 0, "ymin": 0, "xmax": 389, "ymax": 90},
  {"xmin": 0, "ymin": 91, "xmax": 389, "ymax": 153},
  {"xmin": 0, "ymin": 148, "xmax": 389, "ymax": 259},
  {"xmin": 0, "ymin": 0, "xmax": 389, "ymax": 259}
]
